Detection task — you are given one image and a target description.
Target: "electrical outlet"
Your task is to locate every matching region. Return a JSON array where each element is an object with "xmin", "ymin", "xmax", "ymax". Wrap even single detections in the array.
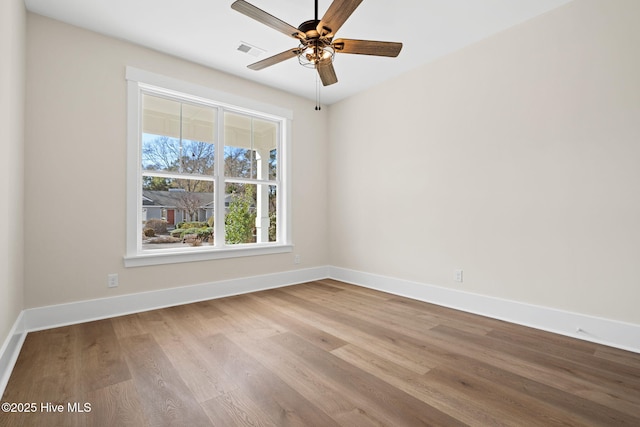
[
  {"xmin": 107, "ymin": 273, "xmax": 119, "ymax": 288},
  {"xmin": 294, "ymin": 254, "xmax": 301, "ymax": 265},
  {"xmin": 454, "ymin": 269, "xmax": 463, "ymax": 283}
]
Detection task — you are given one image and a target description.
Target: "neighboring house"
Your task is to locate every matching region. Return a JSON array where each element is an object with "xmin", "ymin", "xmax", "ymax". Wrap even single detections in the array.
[{"xmin": 143, "ymin": 189, "xmax": 229, "ymax": 226}]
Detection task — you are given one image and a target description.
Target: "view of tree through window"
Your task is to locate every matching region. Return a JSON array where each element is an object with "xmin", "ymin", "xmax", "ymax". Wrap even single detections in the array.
[{"xmin": 139, "ymin": 93, "xmax": 280, "ymax": 251}]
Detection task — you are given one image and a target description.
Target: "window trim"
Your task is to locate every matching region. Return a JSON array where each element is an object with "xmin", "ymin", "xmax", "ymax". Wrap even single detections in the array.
[{"xmin": 124, "ymin": 67, "xmax": 293, "ymax": 267}]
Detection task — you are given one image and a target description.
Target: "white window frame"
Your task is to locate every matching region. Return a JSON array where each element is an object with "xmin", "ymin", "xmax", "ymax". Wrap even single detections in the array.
[{"xmin": 124, "ymin": 67, "xmax": 293, "ymax": 267}]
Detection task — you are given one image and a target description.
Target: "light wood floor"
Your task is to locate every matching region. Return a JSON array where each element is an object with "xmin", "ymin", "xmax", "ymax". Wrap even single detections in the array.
[{"xmin": 2, "ymin": 280, "xmax": 640, "ymax": 426}]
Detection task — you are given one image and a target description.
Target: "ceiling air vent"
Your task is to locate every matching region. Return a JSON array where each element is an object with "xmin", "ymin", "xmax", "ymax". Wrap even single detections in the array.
[{"xmin": 237, "ymin": 42, "xmax": 265, "ymax": 57}]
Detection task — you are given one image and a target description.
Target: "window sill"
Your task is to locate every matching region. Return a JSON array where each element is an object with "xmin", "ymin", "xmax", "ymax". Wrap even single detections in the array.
[{"xmin": 124, "ymin": 244, "xmax": 293, "ymax": 267}]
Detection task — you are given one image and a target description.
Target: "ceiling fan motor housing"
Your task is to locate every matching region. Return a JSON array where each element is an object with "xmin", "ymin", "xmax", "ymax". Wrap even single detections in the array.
[
  {"xmin": 297, "ymin": 20, "xmax": 334, "ymax": 68},
  {"xmin": 297, "ymin": 19, "xmax": 323, "ymax": 38}
]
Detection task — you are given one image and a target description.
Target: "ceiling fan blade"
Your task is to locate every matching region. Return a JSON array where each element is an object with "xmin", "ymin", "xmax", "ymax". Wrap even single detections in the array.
[
  {"xmin": 316, "ymin": 0, "xmax": 363, "ymax": 38},
  {"xmin": 231, "ymin": 0, "xmax": 306, "ymax": 40},
  {"xmin": 333, "ymin": 38, "xmax": 403, "ymax": 57},
  {"xmin": 317, "ymin": 61, "xmax": 338, "ymax": 86},
  {"xmin": 247, "ymin": 48, "xmax": 301, "ymax": 70}
]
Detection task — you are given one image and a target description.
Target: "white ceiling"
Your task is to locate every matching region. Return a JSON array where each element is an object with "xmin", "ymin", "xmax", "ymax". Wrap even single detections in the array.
[{"xmin": 24, "ymin": 0, "xmax": 573, "ymax": 105}]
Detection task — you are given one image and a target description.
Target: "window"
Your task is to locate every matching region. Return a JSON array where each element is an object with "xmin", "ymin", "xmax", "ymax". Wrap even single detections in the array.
[{"xmin": 125, "ymin": 68, "xmax": 292, "ymax": 267}]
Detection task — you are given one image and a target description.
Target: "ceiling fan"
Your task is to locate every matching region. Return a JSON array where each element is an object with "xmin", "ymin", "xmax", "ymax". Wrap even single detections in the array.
[{"xmin": 231, "ymin": 0, "xmax": 403, "ymax": 87}]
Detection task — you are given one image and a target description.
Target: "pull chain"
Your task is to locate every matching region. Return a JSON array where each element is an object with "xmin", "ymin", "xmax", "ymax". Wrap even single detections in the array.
[{"xmin": 315, "ymin": 72, "xmax": 322, "ymax": 111}]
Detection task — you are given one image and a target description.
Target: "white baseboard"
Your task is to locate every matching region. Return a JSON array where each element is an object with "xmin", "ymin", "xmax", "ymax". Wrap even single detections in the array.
[
  {"xmin": 3, "ymin": 264, "xmax": 638, "ymax": 397},
  {"xmin": 0, "ymin": 266, "xmax": 326, "ymax": 395},
  {"xmin": 0, "ymin": 311, "xmax": 27, "ymax": 398},
  {"xmin": 329, "ymin": 266, "xmax": 640, "ymax": 354},
  {"xmin": 23, "ymin": 266, "xmax": 329, "ymax": 332}
]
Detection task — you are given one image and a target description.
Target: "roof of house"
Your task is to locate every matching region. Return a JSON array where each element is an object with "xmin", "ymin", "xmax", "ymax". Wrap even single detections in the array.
[{"xmin": 142, "ymin": 190, "xmax": 215, "ymax": 208}]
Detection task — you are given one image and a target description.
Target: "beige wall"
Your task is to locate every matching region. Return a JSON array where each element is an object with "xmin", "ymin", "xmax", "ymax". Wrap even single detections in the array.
[
  {"xmin": 328, "ymin": 0, "xmax": 640, "ymax": 324},
  {"xmin": 24, "ymin": 14, "xmax": 329, "ymax": 308},
  {"xmin": 0, "ymin": 0, "xmax": 25, "ymax": 343},
  {"xmin": 20, "ymin": 0, "xmax": 640, "ymax": 328}
]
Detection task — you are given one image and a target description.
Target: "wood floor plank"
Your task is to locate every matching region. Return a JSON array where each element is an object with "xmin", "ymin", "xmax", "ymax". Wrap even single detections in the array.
[
  {"xmin": 594, "ymin": 345, "xmax": 640, "ymax": 370},
  {"xmin": 227, "ymin": 327, "xmax": 379, "ymax": 424},
  {"xmin": 159, "ymin": 303, "xmax": 224, "ymax": 341},
  {"xmin": 2, "ymin": 329, "xmax": 70, "ymax": 402},
  {"xmin": 3, "ymin": 280, "xmax": 640, "ymax": 426},
  {"xmin": 284, "ymin": 283, "xmax": 444, "ymax": 339},
  {"xmin": 444, "ymin": 323, "xmax": 640, "ymax": 397},
  {"xmin": 256, "ymin": 289, "xmax": 439, "ymax": 373},
  {"xmin": 160, "ymin": 339, "xmax": 228, "ymax": 403},
  {"xmin": 443, "ymin": 353, "xmax": 640, "ymax": 426},
  {"xmin": 315, "ymin": 279, "xmax": 391, "ymax": 301},
  {"xmin": 75, "ymin": 319, "xmax": 131, "ymax": 393},
  {"xmin": 269, "ymin": 331, "xmax": 467, "ymax": 426},
  {"xmin": 1, "ymin": 326, "xmax": 86, "ymax": 427},
  {"xmin": 119, "ymin": 333, "xmax": 212, "ymax": 426},
  {"xmin": 487, "ymin": 327, "xmax": 640, "ymax": 387},
  {"xmin": 386, "ymin": 296, "xmax": 532, "ymax": 337},
  {"xmin": 86, "ymin": 379, "xmax": 150, "ymax": 427},
  {"xmin": 197, "ymin": 333, "xmax": 340, "ymax": 427},
  {"xmin": 487, "ymin": 326, "xmax": 608, "ymax": 362},
  {"xmin": 162, "ymin": 329, "xmax": 243, "ymax": 402},
  {"xmin": 189, "ymin": 299, "xmax": 228, "ymax": 319},
  {"xmin": 484, "ymin": 319, "xmax": 600, "ymax": 355},
  {"xmin": 134, "ymin": 309, "xmax": 189, "ymax": 347},
  {"xmin": 299, "ymin": 282, "xmax": 494, "ymax": 337},
  {"xmin": 428, "ymin": 325, "xmax": 640, "ymax": 417},
  {"xmin": 212, "ymin": 296, "xmax": 286, "ymax": 340},
  {"xmin": 385, "ymin": 297, "xmax": 496, "ymax": 336},
  {"xmin": 201, "ymin": 390, "xmax": 278, "ymax": 427},
  {"xmin": 111, "ymin": 313, "xmax": 148, "ymax": 339},
  {"xmin": 231, "ymin": 293, "xmax": 349, "ymax": 352},
  {"xmin": 424, "ymin": 366, "xmax": 568, "ymax": 427},
  {"xmin": 330, "ymin": 343, "xmax": 509, "ymax": 426}
]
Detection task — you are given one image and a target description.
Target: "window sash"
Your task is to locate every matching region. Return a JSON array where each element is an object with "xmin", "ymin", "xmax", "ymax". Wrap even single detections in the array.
[{"xmin": 125, "ymin": 67, "xmax": 292, "ymax": 267}]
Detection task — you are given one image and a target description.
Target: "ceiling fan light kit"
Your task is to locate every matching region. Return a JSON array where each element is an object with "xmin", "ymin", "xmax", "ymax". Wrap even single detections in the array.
[
  {"xmin": 298, "ymin": 44, "xmax": 335, "ymax": 68},
  {"xmin": 231, "ymin": 0, "xmax": 403, "ymax": 109},
  {"xmin": 296, "ymin": 19, "xmax": 336, "ymax": 69}
]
